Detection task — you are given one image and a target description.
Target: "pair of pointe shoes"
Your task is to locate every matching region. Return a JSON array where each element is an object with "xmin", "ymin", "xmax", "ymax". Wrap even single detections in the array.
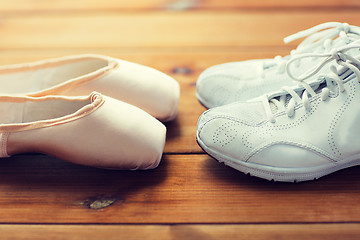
[{"xmin": 0, "ymin": 54, "xmax": 180, "ymax": 170}]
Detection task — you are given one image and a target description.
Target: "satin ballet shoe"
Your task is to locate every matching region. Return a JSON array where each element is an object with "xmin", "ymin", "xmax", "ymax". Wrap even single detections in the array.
[
  {"xmin": 0, "ymin": 54, "xmax": 179, "ymax": 122},
  {"xmin": 0, "ymin": 92, "xmax": 166, "ymax": 170}
]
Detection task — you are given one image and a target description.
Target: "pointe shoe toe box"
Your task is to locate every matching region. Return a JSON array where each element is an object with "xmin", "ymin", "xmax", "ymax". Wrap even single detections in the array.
[
  {"xmin": 63, "ymin": 58, "xmax": 180, "ymax": 121},
  {"xmin": 8, "ymin": 95, "xmax": 166, "ymax": 170}
]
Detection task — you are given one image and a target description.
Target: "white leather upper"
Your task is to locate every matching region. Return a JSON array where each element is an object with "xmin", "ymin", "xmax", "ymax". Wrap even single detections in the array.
[
  {"xmin": 197, "ymin": 64, "xmax": 360, "ymax": 168},
  {"xmin": 196, "ymin": 23, "xmax": 360, "ymax": 108}
]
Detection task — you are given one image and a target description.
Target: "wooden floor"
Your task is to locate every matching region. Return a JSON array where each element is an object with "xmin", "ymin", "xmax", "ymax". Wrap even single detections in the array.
[{"xmin": 1, "ymin": 1, "xmax": 360, "ymax": 239}]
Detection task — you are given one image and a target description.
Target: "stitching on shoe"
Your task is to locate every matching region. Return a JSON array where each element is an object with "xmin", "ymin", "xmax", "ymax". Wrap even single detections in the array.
[
  {"xmin": 270, "ymin": 96, "xmax": 321, "ymax": 129},
  {"xmin": 212, "ymin": 121, "xmax": 239, "ymax": 147},
  {"xmin": 204, "ymin": 97, "xmax": 320, "ymax": 151},
  {"xmin": 245, "ymin": 140, "xmax": 337, "ymax": 163},
  {"xmin": 328, "ymin": 81, "xmax": 356, "ymax": 157},
  {"xmin": 240, "ymin": 98, "xmax": 320, "ymax": 150}
]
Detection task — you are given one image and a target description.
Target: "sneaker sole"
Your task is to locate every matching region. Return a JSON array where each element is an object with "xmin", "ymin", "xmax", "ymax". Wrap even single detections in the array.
[{"xmin": 197, "ymin": 135, "xmax": 360, "ymax": 182}]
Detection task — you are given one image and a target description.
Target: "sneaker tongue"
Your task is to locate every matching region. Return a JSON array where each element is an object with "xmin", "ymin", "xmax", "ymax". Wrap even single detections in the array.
[
  {"xmin": 268, "ymin": 64, "xmax": 357, "ymax": 114},
  {"xmin": 347, "ymin": 33, "xmax": 360, "ymax": 42},
  {"xmin": 268, "ymin": 82, "xmax": 321, "ymax": 114},
  {"xmin": 269, "ymin": 101, "xmax": 278, "ymax": 113},
  {"xmin": 332, "ymin": 33, "xmax": 360, "ymax": 47}
]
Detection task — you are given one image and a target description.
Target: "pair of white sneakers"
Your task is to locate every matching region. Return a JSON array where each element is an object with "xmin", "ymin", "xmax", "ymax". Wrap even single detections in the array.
[
  {"xmin": 196, "ymin": 22, "xmax": 360, "ymax": 182},
  {"xmin": 0, "ymin": 55, "xmax": 180, "ymax": 170}
]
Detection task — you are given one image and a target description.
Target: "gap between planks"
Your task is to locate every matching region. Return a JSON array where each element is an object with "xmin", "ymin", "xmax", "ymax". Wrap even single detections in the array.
[
  {"xmin": 0, "ymin": 223, "xmax": 359, "ymax": 240},
  {"xmin": 1, "ymin": 0, "xmax": 360, "ymax": 13}
]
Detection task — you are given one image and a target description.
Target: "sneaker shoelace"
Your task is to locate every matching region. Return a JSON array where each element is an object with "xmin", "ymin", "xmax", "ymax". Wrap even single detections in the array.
[
  {"xmin": 262, "ymin": 43, "xmax": 360, "ymax": 123},
  {"xmin": 260, "ymin": 22, "xmax": 354, "ymax": 78}
]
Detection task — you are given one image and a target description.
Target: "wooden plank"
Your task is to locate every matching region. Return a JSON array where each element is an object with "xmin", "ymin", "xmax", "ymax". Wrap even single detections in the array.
[
  {"xmin": 0, "ymin": 11, "xmax": 360, "ymax": 49},
  {"xmin": 0, "ymin": 49, "xmax": 291, "ymax": 153},
  {"xmin": 0, "ymin": 154, "xmax": 359, "ymax": 223},
  {"xmin": 200, "ymin": 0, "xmax": 360, "ymax": 9},
  {"xmin": 1, "ymin": 0, "xmax": 360, "ymax": 12},
  {"xmin": 0, "ymin": 224, "xmax": 359, "ymax": 240}
]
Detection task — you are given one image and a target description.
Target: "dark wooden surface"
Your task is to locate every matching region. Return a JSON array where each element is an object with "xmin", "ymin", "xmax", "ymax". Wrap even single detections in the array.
[{"xmin": 0, "ymin": 1, "xmax": 359, "ymax": 239}]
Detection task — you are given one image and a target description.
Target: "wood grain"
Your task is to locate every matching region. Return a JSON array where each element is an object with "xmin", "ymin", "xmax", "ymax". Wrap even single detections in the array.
[
  {"xmin": 1, "ymin": 0, "xmax": 360, "ymax": 12},
  {"xmin": 0, "ymin": 224, "xmax": 359, "ymax": 240},
  {"xmin": 0, "ymin": 154, "xmax": 359, "ymax": 223},
  {"xmin": 0, "ymin": 11, "xmax": 360, "ymax": 49}
]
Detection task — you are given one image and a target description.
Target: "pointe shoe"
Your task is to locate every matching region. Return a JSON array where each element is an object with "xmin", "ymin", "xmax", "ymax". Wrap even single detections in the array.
[
  {"xmin": 0, "ymin": 54, "xmax": 180, "ymax": 122},
  {"xmin": 0, "ymin": 92, "xmax": 166, "ymax": 170}
]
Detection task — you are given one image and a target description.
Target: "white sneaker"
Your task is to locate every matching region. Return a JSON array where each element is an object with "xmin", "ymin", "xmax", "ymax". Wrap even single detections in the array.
[
  {"xmin": 197, "ymin": 22, "xmax": 360, "ymax": 108},
  {"xmin": 197, "ymin": 42, "xmax": 360, "ymax": 182}
]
